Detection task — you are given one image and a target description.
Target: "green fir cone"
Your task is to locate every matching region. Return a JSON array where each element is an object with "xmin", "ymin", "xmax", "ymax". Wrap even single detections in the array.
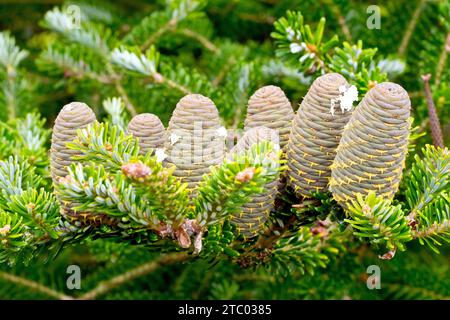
[
  {"xmin": 50, "ymin": 102, "xmax": 96, "ymax": 184},
  {"xmin": 286, "ymin": 73, "xmax": 352, "ymax": 197},
  {"xmin": 330, "ymin": 82, "xmax": 411, "ymax": 209},
  {"xmin": 228, "ymin": 126, "xmax": 280, "ymax": 238},
  {"xmin": 127, "ymin": 113, "xmax": 165, "ymax": 155},
  {"xmin": 244, "ymin": 85, "xmax": 294, "ymax": 149},
  {"xmin": 164, "ymin": 94, "xmax": 226, "ymax": 191}
]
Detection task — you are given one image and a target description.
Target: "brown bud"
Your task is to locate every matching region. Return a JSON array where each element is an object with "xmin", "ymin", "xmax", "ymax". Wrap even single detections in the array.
[
  {"xmin": 0, "ymin": 224, "xmax": 11, "ymax": 236},
  {"xmin": 182, "ymin": 219, "xmax": 203, "ymax": 234},
  {"xmin": 26, "ymin": 203, "xmax": 36, "ymax": 210},
  {"xmin": 154, "ymin": 223, "xmax": 173, "ymax": 238},
  {"xmin": 121, "ymin": 162, "xmax": 152, "ymax": 179},
  {"xmin": 408, "ymin": 217, "xmax": 418, "ymax": 230},
  {"xmin": 59, "ymin": 175, "xmax": 72, "ymax": 184},
  {"xmin": 235, "ymin": 167, "xmax": 256, "ymax": 183},
  {"xmin": 193, "ymin": 232, "xmax": 203, "ymax": 255},
  {"xmin": 175, "ymin": 227, "xmax": 191, "ymax": 248},
  {"xmin": 310, "ymin": 225, "xmax": 329, "ymax": 238},
  {"xmin": 379, "ymin": 250, "xmax": 396, "ymax": 260},
  {"xmin": 362, "ymin": 204, "xmax": 372, "ymax": 216},
  {"xmin": 421, "ymin": 73, "xmax": 432, "ymax": 82},
  {"xmin": 153, "ymin": 72, "xmax": 164, "ymax": 84}
]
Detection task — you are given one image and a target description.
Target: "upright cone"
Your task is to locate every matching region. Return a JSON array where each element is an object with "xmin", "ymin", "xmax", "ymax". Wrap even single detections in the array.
[
  {"xmin": 228, "ymin": 127, "xmax": 279, "ymax": 238},
  {"xmin": 127, "ymin": 113, "xmax": 165, "ymax": 155},
  {"xmin": 165, "ymin": 94, "xmax": 226, "ymax": 191},
  {"xmin": 50, "ymin": 102, "xmax": 96, "ymax": 183},
  {"xmin": 244, "ymin": 85, "xmax": 294, "ymax": 149},
  {"xmin": 286, "ymin": 73, "xmax": 352, "ymax": 197},
  {"xmin": 330, "ymin": 82, "xmax": 411, "ymax": 209}
]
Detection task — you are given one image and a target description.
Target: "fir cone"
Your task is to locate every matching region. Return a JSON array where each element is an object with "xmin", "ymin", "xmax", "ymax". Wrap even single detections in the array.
[
  {"xmin": 244, "ymin": 85, "xmax": 294, "ymax": 149},
  {"xmin": 50, "ymin": 102, "xmax": 96, "ymax": 184},
  {"xmin": 165, "ymin": 94, "xmax": 226, "ymax": 191},
  {"xmin": 286, "ymin": 73, "xmax": 351, "ymax": 197},
  {"xmin": 330, "ymin": 82, "xmax": 411, "ymax": 209},
  {"xmin": 228, "ymin": 127, "xmax": 279, "ymax": 238},
  {"xmin": 127, "ymin": 113, "xmax": 165, "ymax": 155}
]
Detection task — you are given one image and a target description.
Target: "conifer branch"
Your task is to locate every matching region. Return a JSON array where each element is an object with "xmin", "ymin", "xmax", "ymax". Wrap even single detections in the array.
[
  {"xmin": 178, "ymin": 28, "xmax": 219, "ymax": 53},
  {"xmin": 212, "ymin": 55, "xmax": 236, "ymax": 86},
  {"xmin": 105, "ymin": 64, "xmax": 137, "ymax": 116},
  {"xmin": 77, "ymin": 252, "xmax": 190, "ymax": 300},
  {"xmin": 398, "ymin": 0, "xmax": 426, "ymax": 56},
  {"xmin": 141, "ymin": 19, "xmax": 177, "ymax": 52},
  {"xmin": 385, "ymin": 283, "xmax": 450, "ymax": 300},
  {"xmin": 412, "ymin": 220, "xmax": 450, "ymax": 240},
  {"xmin": 157, "ymin": 76, "xmax": 192, "ymax": 95},
  {"xmin": 37, "ymin": 48, "xmax": 115, "ymax": 84},
  {"xmin": 103, "ymin": 97, "xmax": 128, "ymax": 131},
  {"xmin": 435, "ymin": 33, "xmax": 450, "ymax": 86},
  {"xmin": 237, "ymin": 13, "xmax": 275, "ymax": 25},
  {"xmin": 346, "ymin": 193, "xmax": 412, "ymax": 254},
  {"xmin": 42, "ymin": 8, "xmax": 138, "ymax": 116},
  {"xmin": 322, "ymin": 0, "xmax": 352, "ymax": 41},
  {"xmin": 130, "ymin": 0, "xmax": 206, "ymax": 51},
  {"xmin": 0, "ymin": 271, "xmax": 73, "ymax": 300},
  {"xmin": 0, "ymin": 31, "xmax": 28, "ymax": 120},
  {"xmin": 112, "ymin": 75, "xmax": 138, "ymax": 116},
  {"xmin": 5, "ymin": 67, "xmax": 17, "ymax": 120},
  {"xmin": 406, "ymin": 146, "xmax": 449, "ymax": 218},
  {"xmin": 111, "ymin": 47, "xmax": 191, "ymax": 95},
  {"xmin": 271, "ymin": 11, "xmax": 386, "ymax": 93},
  {"xmin": 195, "ymin": 141, "xmax": 283, "ymax": 228}
]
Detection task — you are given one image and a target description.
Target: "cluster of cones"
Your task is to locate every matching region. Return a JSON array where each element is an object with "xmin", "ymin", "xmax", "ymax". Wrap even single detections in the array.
[{"xmin": 50, "ymin": 73, "xmax": 411, "ymax": 237}]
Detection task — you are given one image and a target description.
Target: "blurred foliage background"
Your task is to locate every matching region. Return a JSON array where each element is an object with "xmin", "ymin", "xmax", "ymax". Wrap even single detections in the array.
[{"xmin": 0, "ymin": 0, "xmax": 448, "ymax": 299}]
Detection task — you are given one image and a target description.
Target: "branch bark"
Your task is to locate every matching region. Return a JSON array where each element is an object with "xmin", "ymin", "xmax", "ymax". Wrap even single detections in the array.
[
  {"xmin": 421, "ymin": 74, "xmax": 444, "ymax": 148},
  {"xmin": 179, "ymin": 28, "xmax": 219, "ymax": 53},
  {"xmin": 141, "ymin": 19, "xmax": 176, "ymax": 52},
  {"xmin": 106, "ymin": 63, "xmax": 138, "ymax": 116}
]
